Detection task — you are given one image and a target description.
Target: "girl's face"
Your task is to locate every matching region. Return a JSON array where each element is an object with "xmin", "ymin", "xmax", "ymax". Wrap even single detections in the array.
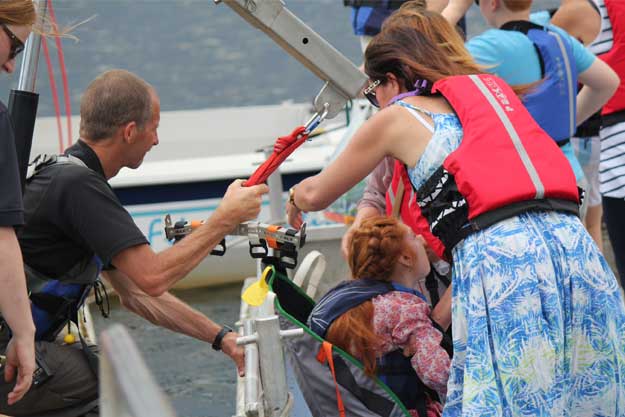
[{"xmin": 400, "ymin": 224, "xmax": 431, "ymax": 279}]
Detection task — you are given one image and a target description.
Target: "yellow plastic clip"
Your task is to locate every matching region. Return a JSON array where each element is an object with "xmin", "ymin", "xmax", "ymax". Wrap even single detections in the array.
[{"xmin": 242, "ymin": 267, "xmax": 272, "ymax": 306}]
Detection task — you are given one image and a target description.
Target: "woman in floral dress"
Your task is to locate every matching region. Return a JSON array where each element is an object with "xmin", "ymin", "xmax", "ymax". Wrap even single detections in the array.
[{"xmin": 286, "ymin": 7, "xmax": 625, "ymax": 417}]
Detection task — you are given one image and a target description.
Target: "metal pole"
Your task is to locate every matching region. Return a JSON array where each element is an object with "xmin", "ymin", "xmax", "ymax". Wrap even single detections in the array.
[
  {"xmin": 17, "ymin": 0, "xmax": 48, "ymax": 93},
  {"xmin": 255, "ymin": 315, "xmax": 289, "ymax": 417},
  {"xmin": 243, "ymin": 319, "xmax": 260, "ymax": 417}
]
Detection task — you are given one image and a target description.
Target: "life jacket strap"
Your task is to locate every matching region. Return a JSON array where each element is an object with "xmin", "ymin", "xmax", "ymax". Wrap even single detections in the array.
[
  {"xmin": 26, "ymin": 154, "xmax": 87, "ymax": 181},
  {"xmin": 317, "ymin": 341, "xmax": 346, "ymax": 417}
]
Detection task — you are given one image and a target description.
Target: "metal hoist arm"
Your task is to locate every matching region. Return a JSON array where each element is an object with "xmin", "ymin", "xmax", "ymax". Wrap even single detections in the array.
[{"xmin": 214, "ymin": 0, "xmax": 368, "ymax": 119}]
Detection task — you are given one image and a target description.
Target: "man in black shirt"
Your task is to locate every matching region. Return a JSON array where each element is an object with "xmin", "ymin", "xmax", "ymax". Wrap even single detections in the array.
[{"xmin": 0, "ymin": 69, "xmax": 269, "ymax": 417}]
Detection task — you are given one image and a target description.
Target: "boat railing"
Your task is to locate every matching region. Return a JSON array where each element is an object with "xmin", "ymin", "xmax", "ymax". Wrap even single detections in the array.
[{"xmin": 100, "ymin": 324, "xmax": 178, "ymax": 417}]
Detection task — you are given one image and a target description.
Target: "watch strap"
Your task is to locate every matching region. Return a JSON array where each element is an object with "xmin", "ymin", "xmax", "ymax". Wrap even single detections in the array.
[{"xmin": 212, "ymin": 325, "xmax": 233, "ymax": 351}]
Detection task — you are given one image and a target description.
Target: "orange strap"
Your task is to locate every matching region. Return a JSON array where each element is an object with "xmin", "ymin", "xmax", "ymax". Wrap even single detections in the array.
[
  {"xmin": 316, "ymin": 341, "xmax": 346, "ymax": 417},
  {"xmin": 265, "ymin": 225, "xmax": 280, "ymax": 249}
]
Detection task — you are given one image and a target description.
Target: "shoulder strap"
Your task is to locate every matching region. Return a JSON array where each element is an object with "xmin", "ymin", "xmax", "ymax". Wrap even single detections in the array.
[
  {"xmin": 26, "ymin": 154, "xmax": 88, "ymax": 181},
  {"xmin": 395, "ymin": 101, "xmax": 435, "ymax": 133}
]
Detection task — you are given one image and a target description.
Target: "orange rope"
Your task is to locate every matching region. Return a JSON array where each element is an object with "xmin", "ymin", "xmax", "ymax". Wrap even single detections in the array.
[{"xmin": 47, "ymin": 0, "xmax": 73, "ymax": 148}]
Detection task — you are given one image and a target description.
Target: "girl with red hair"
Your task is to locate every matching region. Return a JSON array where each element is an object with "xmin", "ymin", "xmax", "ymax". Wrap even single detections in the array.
[{"xmin": 309, "ymin": 216, "xmax": 452, "ymax": 417}]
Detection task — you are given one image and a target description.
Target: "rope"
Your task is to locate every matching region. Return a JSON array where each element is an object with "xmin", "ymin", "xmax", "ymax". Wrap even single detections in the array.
[
  {"xmin": 245, "ymin": 125, "xmax": 308, "ymax": 187},
  {"xmin": 47, "ymin": 0, "xmax": 73, "ymax": 148}
]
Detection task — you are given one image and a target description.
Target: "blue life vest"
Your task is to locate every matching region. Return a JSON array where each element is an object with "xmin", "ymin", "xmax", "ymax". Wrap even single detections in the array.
[
  {"xmin": 502, "ymin": 21, "xmax": 578, "ymax": 143},
  {"xmin": 309, "ymin": 279, "xmax": 444, "ymax": 413},
  {"xmin": 344, "ymin": 0, "xmax": 408, "ymax": 36}
]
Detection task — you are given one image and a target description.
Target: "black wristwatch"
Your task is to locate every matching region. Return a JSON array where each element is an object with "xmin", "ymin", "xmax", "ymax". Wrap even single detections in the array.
[{"xmin": 212, "ymin": 325, "xmax": 233, "ymax": 351}]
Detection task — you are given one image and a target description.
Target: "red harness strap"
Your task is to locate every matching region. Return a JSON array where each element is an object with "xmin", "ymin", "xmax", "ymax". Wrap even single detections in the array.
[
  {"xmin": 317, "ymin": 341, "xmax": 346, "ymax": 417},
  {"xmin": 245, "ymin": 126, "xmax": 309, "ymax": 186}
]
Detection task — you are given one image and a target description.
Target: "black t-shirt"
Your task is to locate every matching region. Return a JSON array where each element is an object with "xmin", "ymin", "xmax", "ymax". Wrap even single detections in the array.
[
  {"xmin": 0, "ymin": 101, "xmax": 24, "ymax": 227},
  {"xmin": 19, "ymin": 140, "xmax": 148, "ymax": 277}
]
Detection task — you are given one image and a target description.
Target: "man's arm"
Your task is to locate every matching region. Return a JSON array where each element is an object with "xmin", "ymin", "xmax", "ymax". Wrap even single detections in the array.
[
  {"xmin": 102, "ymin": 269, "xmax": 244, "ymax": 376},
  {"xmin": 112, "ymin": 180, "xmax": 269, "ymax": 297},
  {"xmin": 0, "ymin": 227, "xmax": 35, "ymax": 405}
]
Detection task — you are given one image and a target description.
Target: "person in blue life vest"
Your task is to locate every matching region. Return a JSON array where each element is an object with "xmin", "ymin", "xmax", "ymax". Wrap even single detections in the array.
[
  {"xmin": 310, "ymin": 216, "xmax": 452, "ymax": 417},
  {"xmin": 285, "ymin": 8, "xmax": 624, "ymax": 416},
  {"xmin": 544, "ymin": 0, "xmax": 605, "ymax": 250},
  {"xmin": 0, "ymin": 70, "xmax": 269, "ymax": 417},
  {"xmin": 0, "ymin": 0, "xmax": 39, "ymax": 408}
]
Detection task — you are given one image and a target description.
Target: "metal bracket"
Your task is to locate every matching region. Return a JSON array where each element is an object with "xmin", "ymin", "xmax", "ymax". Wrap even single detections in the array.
[{"xmin": 163, "ymin": 215, "xmax": 306, "ymax": 268}]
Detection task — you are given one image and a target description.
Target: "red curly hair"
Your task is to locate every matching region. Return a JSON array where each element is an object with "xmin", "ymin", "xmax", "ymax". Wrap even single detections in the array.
[{"xmin": 326, "ymin": 216, "xmax": 407, "ymax": 375}]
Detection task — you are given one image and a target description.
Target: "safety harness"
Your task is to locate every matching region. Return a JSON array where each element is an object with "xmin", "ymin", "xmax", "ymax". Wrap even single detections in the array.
[
  {"xmin": 266, "ymin": 264, "xmax": 449, "ymax": 417},
  {"xmin": 21, "ymin": 154, "xmax": 110, "ymax": 375}
]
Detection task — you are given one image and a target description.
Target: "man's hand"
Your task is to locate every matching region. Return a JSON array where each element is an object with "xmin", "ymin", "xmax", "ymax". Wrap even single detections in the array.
[
  {"xmin": 214, "ymin": 180, "xmax": 270, "ymax": 231},
  {"xmin": 221, "ymin": 332, "xmax": 245, "ymax": 377},
  {"xmin": 4, "ymin": 335, "xmax": 35, "ymax": 405}
]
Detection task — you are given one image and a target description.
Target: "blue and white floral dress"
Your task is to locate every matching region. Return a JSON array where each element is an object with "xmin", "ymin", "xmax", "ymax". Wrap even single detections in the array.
[{"xmin": 396, "ymin": 100, "xmax": 625, "ymax": 417}]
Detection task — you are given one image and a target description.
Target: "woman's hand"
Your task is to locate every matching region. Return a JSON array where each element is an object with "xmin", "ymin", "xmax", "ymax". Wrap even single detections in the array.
[
  {"xmin": 4, "ymin": 334, "xmax": 35, "ymax": 405},
  {"xmin": 221, "ymin": 332, "xmax": 245, "ymax": 377},
  {"xmin": 286, "ymin": 201, "xmax": 304, "ymax": 229}
]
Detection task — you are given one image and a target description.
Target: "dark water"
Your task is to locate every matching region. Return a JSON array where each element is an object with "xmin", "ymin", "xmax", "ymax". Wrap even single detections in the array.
[
  {"xmin": 9, "ymin": 1, "xmax": 562, "ymax": 416},
  {"xmin": 91, "ymin": 284, "xmax": 244, "ymax": 417}
]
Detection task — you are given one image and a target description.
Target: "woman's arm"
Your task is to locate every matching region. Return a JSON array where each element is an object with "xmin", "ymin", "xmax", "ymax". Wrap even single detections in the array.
[
  {"xmin": 288, "ymin": 106, "xmax": 428, "ymax": 227},
  {"xmin": 577, "ymin": 59, "xmax": 620, "ymax": 125}
]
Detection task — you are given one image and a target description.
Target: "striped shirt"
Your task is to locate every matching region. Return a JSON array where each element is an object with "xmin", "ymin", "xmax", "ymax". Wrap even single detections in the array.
[
  {"xmin": 596, "ymin": 0, "xmax": 625, "ymax": 198},
  {"xmin": 591, "ymin": 0, "xmax": 613, "ymax": 55}
]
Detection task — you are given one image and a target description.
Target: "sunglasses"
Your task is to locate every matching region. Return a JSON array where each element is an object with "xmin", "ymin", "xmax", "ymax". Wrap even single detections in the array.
[
  {"xmin": 364, "ymin": 79, "xmax": 381, "ymax": 108},
  {"xmin": 2, "ymin": 24, "xmax": 24, "ymax": 60}
]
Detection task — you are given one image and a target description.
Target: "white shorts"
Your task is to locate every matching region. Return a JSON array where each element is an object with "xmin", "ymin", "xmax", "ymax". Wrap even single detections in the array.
[{"xmin": 571, "ymin": 135, "xmax": 602, "ymax": 207}]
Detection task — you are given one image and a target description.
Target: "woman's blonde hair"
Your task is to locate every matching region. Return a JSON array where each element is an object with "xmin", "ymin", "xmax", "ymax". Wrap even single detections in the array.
[{"xmin": 365, "ymin": 7, "xmax": 482, "ymax": 90}]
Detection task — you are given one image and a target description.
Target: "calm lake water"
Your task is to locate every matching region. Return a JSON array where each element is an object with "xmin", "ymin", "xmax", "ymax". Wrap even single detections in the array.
[{"xmin": 8, "ymin": 1, "xmax": 561, "ymax": 416}]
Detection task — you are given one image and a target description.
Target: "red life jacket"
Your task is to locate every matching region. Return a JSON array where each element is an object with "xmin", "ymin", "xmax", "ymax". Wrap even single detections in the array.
[
  {"xmin": 600, "ymin": 0, "xmax": 625, "ymax": 116},
  {"xmin": 386, "ymin": 74, "xmax": 579, "ymax": 259},
  {"xmin": 385, "ymin": 160, "xmax": 446, "ymax": 258}
]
